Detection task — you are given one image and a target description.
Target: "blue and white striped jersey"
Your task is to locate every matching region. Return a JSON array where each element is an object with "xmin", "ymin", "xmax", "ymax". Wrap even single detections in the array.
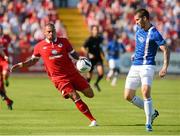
[{"xmin": 133, "ymin": 25, "xmax": 166, "ymax": 65}]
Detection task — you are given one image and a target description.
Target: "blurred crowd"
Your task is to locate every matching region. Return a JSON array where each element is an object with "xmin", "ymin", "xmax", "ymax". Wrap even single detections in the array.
[
  {"xmin": 77, "ymin": 0, "xmax": 180, "ymax": 52},
  {"xmin": 0, "ymin": 0, "xmax": 67, "ymax": 61},
  {"xmin": 0, "ymin": 0, "xmax": 179, "ymax": 64}
]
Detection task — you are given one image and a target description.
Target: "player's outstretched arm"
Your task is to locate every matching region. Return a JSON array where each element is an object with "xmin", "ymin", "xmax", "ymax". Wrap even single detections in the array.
[
  {"xmin": 159, "ymin": 44, "xmax": 170, "ymax": 78},
  {"xmin": 11, "ymin": 57, "xmax": 39, "ymax": 72}
]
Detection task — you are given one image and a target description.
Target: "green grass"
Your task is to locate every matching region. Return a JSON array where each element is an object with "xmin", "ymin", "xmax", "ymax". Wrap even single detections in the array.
[{"xmin": 0, "ymin": 75, "xmax": 179, "ymax": 135}]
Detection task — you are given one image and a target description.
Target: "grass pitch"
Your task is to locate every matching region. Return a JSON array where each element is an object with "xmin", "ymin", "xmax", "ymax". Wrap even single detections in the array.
[{"xmin": 0, "ymin": 74, "xmax": 179, "ymax": 135}]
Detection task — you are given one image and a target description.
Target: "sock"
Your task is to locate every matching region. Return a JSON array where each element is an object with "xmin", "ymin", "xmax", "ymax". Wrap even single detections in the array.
[
  {"xmin": 144, "ymin": 98, "xmax": 153, "ymax": 125},
  {"xmin": 95, "ymin": 75, "xmax": 103, "ymax": 85},
  {"xmin": 131, "ymin": 96, "xmax": 155, "ymax": 115},
  {"xmin": 75, "ymin": 98, "xmax": 95, "ymax": 121},
  {"xmin": 0, "ymin": 91, "xmax": 11, "ymax": 104},
  {"xmin": 0, "ymin": 91, "xmax": 7, "ymax": 100},
  {"xmin": 111, "ymin": 77, "xmax": 117, "ymax": 86},
  {"xmin": 131, "ymin": 96, "xmax": 144, "ymax": 109},
  {"xmin": 107, "ymin": 69, "xmax": 113, "ymax": 79}
]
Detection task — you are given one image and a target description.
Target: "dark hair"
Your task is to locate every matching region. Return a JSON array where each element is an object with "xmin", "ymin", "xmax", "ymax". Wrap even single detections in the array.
[
  {"xmin": 91, "ymin": 25, "xmax": 99, "ymax": 31},
  {"xmin": 45, "ymin": 23, "xmax": 55, "ymax": 29},
  {"xmin": 135, "ymin": 8, "xmax": 149, "ymax": 19}
]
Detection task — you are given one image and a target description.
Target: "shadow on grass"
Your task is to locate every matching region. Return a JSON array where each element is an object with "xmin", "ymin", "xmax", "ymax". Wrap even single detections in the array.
[
  {"xmin": 15, "ymin": 108, "xmax": 73, "ymax": 111},
  {"xmin": 101, "ymin": 124, "xmax": 180, "ymax": 127}
]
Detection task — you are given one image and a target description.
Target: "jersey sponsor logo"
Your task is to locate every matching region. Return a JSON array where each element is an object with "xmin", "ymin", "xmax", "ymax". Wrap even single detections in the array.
[
  {"xmin": 52, "ymin": 50, "xmax": 58, "ymax": 55},
  {"xmin": 49, "ymin": 54, "xmax": 63, "ymax": 60},
  {"xmin": 58, "ymin": 43, "xmax": 63, "ymax": 48}
]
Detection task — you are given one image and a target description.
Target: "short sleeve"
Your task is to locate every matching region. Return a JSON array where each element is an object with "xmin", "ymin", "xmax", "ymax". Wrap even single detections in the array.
[
  {"xmin": 64, "ymin": 38, "xmax": 74, "ymax": 53},
  {"xmin": 83, "ymin": 38, "xmax": 90, "ymax": 48},
  {"xmin": 32, "ymin": 44, "xmax": 41, "ymax": 58},
  {"xmin": 154, "ymin": 31, "xmax": 166, "ymax": 46}
]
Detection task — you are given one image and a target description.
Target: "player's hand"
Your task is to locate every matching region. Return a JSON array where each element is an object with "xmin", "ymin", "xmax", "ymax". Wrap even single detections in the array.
[
  {"xmin": 131, "ymin": 54, "xmax": 134, "ymax": 61},
  {"xmin": 88, "ymin": 53, "xmax": 94, "ymax": 59},
  {"xmin": 10, "ymin": 63, "xmax": 23, "ymax": 72},
  {"xmin": 159, "ymin": 66, "xmax": 167, "ymax": 78},
  {"xmin": 4, "ymin": 56, "xmax": 9, "ymax": 61}
]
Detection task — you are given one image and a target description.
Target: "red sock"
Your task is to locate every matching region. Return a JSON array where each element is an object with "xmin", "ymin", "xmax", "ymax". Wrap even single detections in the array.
[{"xmin": 75, "ymin": 99, "xmax": 95, "ymax": 121}]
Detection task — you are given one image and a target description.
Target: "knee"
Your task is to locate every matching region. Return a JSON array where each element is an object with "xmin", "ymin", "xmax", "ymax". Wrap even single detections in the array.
[
  {"xmin": 124, "ymin": 92, "xmax": 134, "ymax": 102},
  {"xmin": 84, "ymin": 88, "xmax": 94, "ymax": 98},
  {"xmin": 87, "ymin": 89, "xmax": 94, "ymax": 98},
  {"xmin": 124, "ymin": 94, "xmax": 133, "ymax": 102},
  {"xmin": 88, "ymin": 92, "xmax": 94, "ymax": 98},
  {"xmin": 141, "ymin": 85, "xmax": 151, "ymax": 99},
  {"xmin": 68, "ymin": 91, "xmax": 80, "ymax": 101}
]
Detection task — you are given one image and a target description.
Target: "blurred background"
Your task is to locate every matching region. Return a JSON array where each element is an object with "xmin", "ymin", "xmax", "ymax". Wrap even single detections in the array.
[{"xmin": 0, "ymin": 0, "xmax": 180, "ymax": 74}]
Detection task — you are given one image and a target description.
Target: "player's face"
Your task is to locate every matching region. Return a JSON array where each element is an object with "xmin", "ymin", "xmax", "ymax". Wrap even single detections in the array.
[
  {"xmin": 44, "ymin": 25, "xmax": 56, "ymax": 41},
  {"xmin": 91, "ymin": 26, "xmax": 98, "ymax": 37},
  {"xmin": 134, "ymin": 14, "xmax": 146, "ymax": 29}
]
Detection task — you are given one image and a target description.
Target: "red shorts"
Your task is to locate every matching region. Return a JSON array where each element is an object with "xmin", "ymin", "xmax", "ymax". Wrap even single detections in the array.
[
  {"xmin": 51, "ymin": 73, "xmax": 90, "ymax": 98},
  {"xmin": 0, "ymin": 60, "xmax": 9, "ymax": 73}
]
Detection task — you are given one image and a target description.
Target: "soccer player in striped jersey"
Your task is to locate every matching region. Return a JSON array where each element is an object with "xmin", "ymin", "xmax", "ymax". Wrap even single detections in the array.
[{"xmin": 124, "ymin": 8, "xmax": 170, "ymax": 131}]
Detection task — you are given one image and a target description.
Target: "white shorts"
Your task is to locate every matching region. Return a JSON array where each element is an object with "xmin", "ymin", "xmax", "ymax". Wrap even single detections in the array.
[
  {"xmin": 108, "ymin": 58, "xmax": 120, "ymax": 69},
  {"xmin": 125, "ymin": 65, "xmax": 155, "ymax": 90}
]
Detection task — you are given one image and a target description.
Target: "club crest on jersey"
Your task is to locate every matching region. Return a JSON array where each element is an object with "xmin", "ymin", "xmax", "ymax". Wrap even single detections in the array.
[
  {"xmin": 58, "ymin": 43, "xmax": 63, "ymax": 48},
  {"xmin": 52, "ymin": 50, "xmax": 57, "ymax": 55},
  {"xmin": 43, "ymin": 46, "xmax": 47, "ymax": 49},
  {"xmin": 138, "ymin": 36, "xmax": 145, "ymax": 43}
]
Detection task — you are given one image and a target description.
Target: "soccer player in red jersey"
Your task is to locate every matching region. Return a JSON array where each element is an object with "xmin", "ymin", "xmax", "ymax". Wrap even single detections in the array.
[
  {"xmin": 0, "ymin": 25, "xmax": 13, "ymax": 110},
  {"xmin": 11, "ymin": 23, "xmax": 97, "ymax": 126}
]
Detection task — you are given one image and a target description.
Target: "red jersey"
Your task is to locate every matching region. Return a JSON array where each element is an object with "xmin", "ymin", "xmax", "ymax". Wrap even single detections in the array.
[
  {"xmin": 0, "ymin": 34, "xmax": 11, "ymax": 61},
  {"xmin": 33, "ymin": 37, "xmax": 79, "ymax": 78}
]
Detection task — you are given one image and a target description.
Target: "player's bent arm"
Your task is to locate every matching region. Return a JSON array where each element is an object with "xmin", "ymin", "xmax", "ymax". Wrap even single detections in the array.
[
  {"xmin": 159, "ymin": 44, "xmax": 170, "ymax": 77},
  {"xmin": 0, "ymin": 50, "xmax": 8, "ymax": 61},
  {"xmin": 70, "ymin": 50, "xmax": 89, "ymax": 61},
  {"xmin": 70, "ymin": 50, "xmax": 80, "ymax": 60},
  {"xmin": 11, "ymin": 57, "xmax": 39, "ymax": 72},
  {"xmin": 159, "ymin": 44, "xmax": 170, "ymax": 70},
  {"xmin": 81, "ymin": 46, "xmax": 88, "ymax": 57}
]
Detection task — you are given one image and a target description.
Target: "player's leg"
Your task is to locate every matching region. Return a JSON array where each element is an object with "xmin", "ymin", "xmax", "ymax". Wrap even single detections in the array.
[
  {"xmin": 2, "ymin": 61, "xmax": 9, "ymax": 87},
  {"xmin": 56, "ymin": 78, "xmax": 97, "ymax": 126},
  {"xmin": 81, "ymin": 87, "xmax": 94, "ymax": 98},
  {"xmin": 124, "ymin": 66, "xmax": 144, "ymax": 108},
  {"xmin": 111, "ymin": 68, "xmax": 119, "ymax": 86},
  {"xmin": 87, "ymin": 71, "xmax": 93, "ymax": 83},
  {"xmin": 3, "ymin": 69, "xmax": 9, "ymax": 87},
  {"xmin": 0, "ymin": 78, "xmax": 13, "ymax": 110},
  {"xmin": 111, "ymin": 59, "xmax": 120, "ymax": 86},
  {"xmin": 0, "ymin": 65, "xmax": 13, "ymax": 110},
  {"xmin": 140, "ymin": 65, "xmax": 158, "ymax": 131},
  {"xmin": 141, "ymin": 84, "xmax": 153, "ymax": 131},
  {"xmin": 68, "ymin": 91, "xmax": 97, "ymax": 126},
  {"xmin": 86, "ymin": 59, "xmax": 95, "ymax": 82},
  {"xmin": 106, "ymin": 69, "xmax": 113, "ymax": 81},
  {"xmin": 72, "ymin": 72, "xmax": 94, "ymax": 98},
  {"xmin": 94, "ymin": 63, "xmax": 104, "ymax": 91},
  {"xmin": 106, "ymin": 59, "xmax": 115, "ymax": 81}
]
